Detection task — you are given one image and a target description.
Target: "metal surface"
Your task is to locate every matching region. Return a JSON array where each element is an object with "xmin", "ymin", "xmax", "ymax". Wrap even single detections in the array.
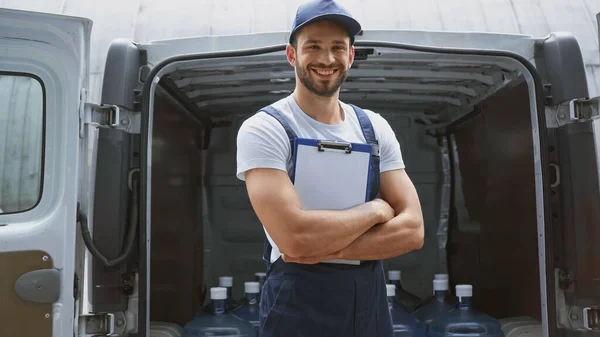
[
  {"xmin": 0, "ymin": 250, "xmax": 54, "ymax": 336},
  {"xmin": 0, "ymin": 8, "xmax": 91, "ymax": 337},
  {"xmin": 78, "ymin": 312, "xmax": 129, "ymax": 337},
  {"xmin": 583, "ymin": 307, "xmax": 600, "ymax": 331}
]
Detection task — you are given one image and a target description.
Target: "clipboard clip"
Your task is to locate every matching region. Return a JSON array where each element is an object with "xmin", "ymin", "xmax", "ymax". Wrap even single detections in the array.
[{"xmin": 317, "ymin": 140, "xmax": 353, "ymax": 154}]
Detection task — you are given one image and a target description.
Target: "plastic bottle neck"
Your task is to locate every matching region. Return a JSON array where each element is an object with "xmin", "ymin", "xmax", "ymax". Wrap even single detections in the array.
[
  {"xmin": 387, "ymin": 295, "xmax": 394, "ymax": 309},
  {"xmin": 435, "ymin": 290, "xmax": 448, "ymax": 301},
  {"xmin": 246, "ymin": 292, "xmax": 258, "ymax": 305},
  {"xmin": 212, "ymin": 299, "xmax": 226, "ymax": 315},
  {"xmin": 226, "ymin": 287, "xmax": 233, "ymax": 299},
  {"xmin": 458, "ymin": 296, "xmax": 472, "ymax": 309}
]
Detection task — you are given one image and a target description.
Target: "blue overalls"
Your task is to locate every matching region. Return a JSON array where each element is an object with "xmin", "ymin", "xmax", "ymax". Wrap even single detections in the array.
[{"xmin": 256, "ymin": 104, "xmax": 393, "ymax": 337}]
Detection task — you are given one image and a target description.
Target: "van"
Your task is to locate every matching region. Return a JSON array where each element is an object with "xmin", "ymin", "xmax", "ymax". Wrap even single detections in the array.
[{"xmin": 1, "ymin": 6, "xmax": 599, "ymax": 337}]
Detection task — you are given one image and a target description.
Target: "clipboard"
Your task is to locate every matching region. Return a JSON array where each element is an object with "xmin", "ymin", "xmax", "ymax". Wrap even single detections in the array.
[{"xmin": 291, "ymin": 138, "xmax": 373, "ymax": 265}]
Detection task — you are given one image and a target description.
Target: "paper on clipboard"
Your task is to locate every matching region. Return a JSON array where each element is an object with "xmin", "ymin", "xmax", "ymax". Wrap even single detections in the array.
[{"xmin": 292, "ymin": 138, "xmax": 373, "ymax": 265}]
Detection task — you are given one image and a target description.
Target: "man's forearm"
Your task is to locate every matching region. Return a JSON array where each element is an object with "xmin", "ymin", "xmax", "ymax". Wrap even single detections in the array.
[
  {"xmin": 338, "ymin": 211, "xmax": 424, "ymax": 261},
  {"xmin": 284, "ymin": 211, "xmax": 423, "ymax": 263},
  {"xmin": 281, "ymin": 200, "xmax": 386, "ymax": 258}
]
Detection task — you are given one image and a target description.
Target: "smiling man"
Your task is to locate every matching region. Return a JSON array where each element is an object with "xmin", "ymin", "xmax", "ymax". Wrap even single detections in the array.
[{"xmin": 235, "ymin": 0, "xmax": 424, "ymax": 336}]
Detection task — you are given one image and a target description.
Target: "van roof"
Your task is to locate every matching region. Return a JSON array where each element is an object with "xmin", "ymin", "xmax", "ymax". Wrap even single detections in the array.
[{"xmin": 140, "ymin": 29, "xmax": 537, "ymax": 68}]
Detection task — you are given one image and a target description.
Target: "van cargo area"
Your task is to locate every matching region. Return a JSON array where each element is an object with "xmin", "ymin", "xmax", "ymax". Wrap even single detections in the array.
[{"xmin": 142, "ymin": 44, "xmax": 544, "ymax": 330}]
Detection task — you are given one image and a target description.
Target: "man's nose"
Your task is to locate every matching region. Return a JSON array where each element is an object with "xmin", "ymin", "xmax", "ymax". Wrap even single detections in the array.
[{"xmin": 317, "ymin": 50, "xmax": 335, "ymax": 65}]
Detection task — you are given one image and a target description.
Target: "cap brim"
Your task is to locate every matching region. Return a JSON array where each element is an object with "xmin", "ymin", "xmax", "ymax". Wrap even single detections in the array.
[{"xmin": 289, "ymin": 13, "xmax": 362, "ymax": 44}]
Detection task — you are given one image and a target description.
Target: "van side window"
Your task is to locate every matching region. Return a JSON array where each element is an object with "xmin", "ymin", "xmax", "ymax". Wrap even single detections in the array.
[{"xmin": 0, "ymin": 73, "xmax": 44, "ymax": 214}]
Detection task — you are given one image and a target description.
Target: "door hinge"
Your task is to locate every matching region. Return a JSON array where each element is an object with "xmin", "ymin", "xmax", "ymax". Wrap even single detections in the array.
[
  {"xmin": 82, "ymin": 103, "xmax": 141, "ymax": 134},
  {"xmin": 546, "ymin": 97, "xmax": 600, "ymax": 128},
  {"xmin": 78, "ymin": 312, "xmax": 127, "ymax": 337}
]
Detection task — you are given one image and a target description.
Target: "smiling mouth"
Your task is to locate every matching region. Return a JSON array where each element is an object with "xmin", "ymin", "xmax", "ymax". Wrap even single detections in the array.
[{"xmin": 311, "ymin": 68, "xmax": 337, "ymax": 77}]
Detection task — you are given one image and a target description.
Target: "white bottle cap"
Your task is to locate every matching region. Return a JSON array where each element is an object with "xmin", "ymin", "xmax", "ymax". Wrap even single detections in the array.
[
  {"xmin": 211, "ymin": 287, "xmax": 227, "ymax": 300},
  {"xmin": 434, "ymin": 279, "xmax": 449, "ymax": 291},
  {"xmin": 219, "ymin": 276, "xmax": 233, "ymax": 287},
  {"xmin": 456, "ymin": 284, "xmax": 472, "ymax": 298},
  {"xmin": 388, "ymin": 270, "xmax": 401, "ymax": 281},
  {"xmin": 434, "ymin": 274, "xmax": 449, "ymax": 280},
  {"xmin": 386, "ymin": 284, "xmax": 396, "ymax": 297},
  {"xmin": 245, "ymin": 282, "xmax": 260, "ymax": 294},
  {"xmin": 255, "ymin": 272, "xmax": 266, "ymax": 278}
]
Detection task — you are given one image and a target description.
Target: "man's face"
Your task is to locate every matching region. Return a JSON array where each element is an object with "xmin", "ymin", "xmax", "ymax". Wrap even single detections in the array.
[{"xmin": 288, "ymin": 20, "xmax": 355, "ymax": 97}]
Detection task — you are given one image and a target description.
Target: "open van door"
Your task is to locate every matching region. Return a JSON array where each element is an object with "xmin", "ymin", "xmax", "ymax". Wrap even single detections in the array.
[
  {"xmin": 535, "ymin": 19, "xmax": 600, "ymax": 336},
  {"xmin": 0, "ymin": 8, "xmax": 90, "ymax": 337}
]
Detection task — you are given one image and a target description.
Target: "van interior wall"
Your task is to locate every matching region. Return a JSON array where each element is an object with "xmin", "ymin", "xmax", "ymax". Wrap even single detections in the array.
[
  {"xmin": 147, "ymin": 79, "xmax": 542, "ymax": 326},
  {"xmin": 149, "ymin": 91, "xmax": 204, "ymax": 326},
  {"xmin": 448, "ymin": 80, "xmax": 541, "ymax": 320}
]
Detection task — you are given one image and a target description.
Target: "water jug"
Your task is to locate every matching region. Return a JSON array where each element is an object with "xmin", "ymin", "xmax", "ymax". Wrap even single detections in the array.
[
  {"xmin": 231, "ymin": 282, "xmax": 260, "ymax": 334},
  {"xmin": 412, "ymin": 278, "xmax": 454, "ymax": 328},
  {"xmin": 182, "ymin": 287, "xmax": 257, "ymax": 337},
  {"xmin": 428, "ymin": 285, "xmax": 504, "ymax": 337},
  {"xmin": 388, "ymin": 270, "xmax": 421, "ymax": 311},
  {"xmin": 386, "ymin": 284, "xmax": 426, "ymax": 337}
]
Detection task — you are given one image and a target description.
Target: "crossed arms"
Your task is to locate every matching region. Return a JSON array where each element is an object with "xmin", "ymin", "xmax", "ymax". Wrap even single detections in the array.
[{"xmin": 244, "ymin": 167, "xmax": 424, "ymax": 264}]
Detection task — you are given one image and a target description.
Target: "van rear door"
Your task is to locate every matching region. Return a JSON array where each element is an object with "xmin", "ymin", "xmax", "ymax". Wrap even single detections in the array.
[
  {"xmin": 0, "ymin": 8, "xmax": 91, "ymax": 337},
  {"xmin": 535, "ymin": 24, "xmax": 600, "ymax": 335}
]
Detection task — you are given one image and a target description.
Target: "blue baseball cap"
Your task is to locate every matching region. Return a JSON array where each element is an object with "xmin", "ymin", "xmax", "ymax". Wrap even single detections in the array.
[{"xmin": 290, "ymin": 0, "xmax": 362, "ymax": 45}]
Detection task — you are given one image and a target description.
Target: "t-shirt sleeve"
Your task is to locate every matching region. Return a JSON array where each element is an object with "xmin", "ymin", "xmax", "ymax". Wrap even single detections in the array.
[
  {"xmin": 370, "ymin": 112, "xmax": 405, "ymax": 172},
  {"xmin": 236, "ymin": 112, "xmax": 291, "ymax": 181}
]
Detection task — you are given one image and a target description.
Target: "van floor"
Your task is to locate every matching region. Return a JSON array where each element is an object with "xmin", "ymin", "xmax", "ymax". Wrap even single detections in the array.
[{"xmin": 146, "ymin": 80, "xmax": 541, "ymax": 328}]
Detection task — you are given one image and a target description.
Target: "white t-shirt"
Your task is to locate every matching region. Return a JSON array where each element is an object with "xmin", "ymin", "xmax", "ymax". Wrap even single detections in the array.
[{"xmin": 236, "ymin": 94, "xmax": 405, "ymax": 262}]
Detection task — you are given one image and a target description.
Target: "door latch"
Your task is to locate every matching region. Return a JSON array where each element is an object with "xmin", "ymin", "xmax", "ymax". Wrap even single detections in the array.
[
  {"xmin": 79, "ymin": 312, "xmax": 127, "ymax": 336},
  {"xmin": 569, "ymin": 97, "xmax": 600, "ymax": 121},
  {"xmin": 583, "ymin": 307, "xmax": 600, "ymax": 331},
  {"xmin": 83, "ymin": 102, "xmax": 140, "ymax": 134}
]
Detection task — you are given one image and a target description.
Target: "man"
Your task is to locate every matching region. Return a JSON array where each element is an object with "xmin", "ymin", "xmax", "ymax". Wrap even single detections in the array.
[{"xmin": 236, "ymin": 0, "xmax": 424, "ymax": 336}]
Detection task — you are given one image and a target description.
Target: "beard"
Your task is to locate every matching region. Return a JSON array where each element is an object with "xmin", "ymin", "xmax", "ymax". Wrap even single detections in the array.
[{"xmin": 295, "ymin": 60, "xmax": 349, "ymax": 97}]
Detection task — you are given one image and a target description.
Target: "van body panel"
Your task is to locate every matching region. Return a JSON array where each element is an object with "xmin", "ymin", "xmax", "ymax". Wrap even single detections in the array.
[
  {"xmin": 0, "ymin": 8, "xmax": 91, "ymax": 337},
  {"xmin": 536, "ymin": 33, "xmax": 590, "ymax": 105},
  {"xmin": 140, "ymin": 30, "xmax": 538, "ymax": 70},
  {"xmin": 101, "ymin": 39, "xmax": 144, "ymax": 110}
]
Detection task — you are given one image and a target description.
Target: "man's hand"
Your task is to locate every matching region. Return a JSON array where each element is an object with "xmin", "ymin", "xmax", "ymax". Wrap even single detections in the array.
[
  {"xmin": 334, "ymin": 169, "xmax": 425, "ymax": 261},
  {"xmin": 372, "ymin": 198, "xmax": 395, "ymax": 223}
]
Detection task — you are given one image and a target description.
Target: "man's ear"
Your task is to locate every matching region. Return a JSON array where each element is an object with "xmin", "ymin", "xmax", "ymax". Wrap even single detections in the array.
[
  {"xmin": 348, "ymin": 45, "xmax": 355, "ymax": 69},
  {"xmin": 286, "ymin": 44, "xmax": 296, "ymax": 67}
]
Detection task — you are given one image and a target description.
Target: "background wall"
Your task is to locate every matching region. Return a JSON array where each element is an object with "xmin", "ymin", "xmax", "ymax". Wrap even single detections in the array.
[{"xmin": 2, "ymin": 0, "xmax": 600, "ymax": 103}]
